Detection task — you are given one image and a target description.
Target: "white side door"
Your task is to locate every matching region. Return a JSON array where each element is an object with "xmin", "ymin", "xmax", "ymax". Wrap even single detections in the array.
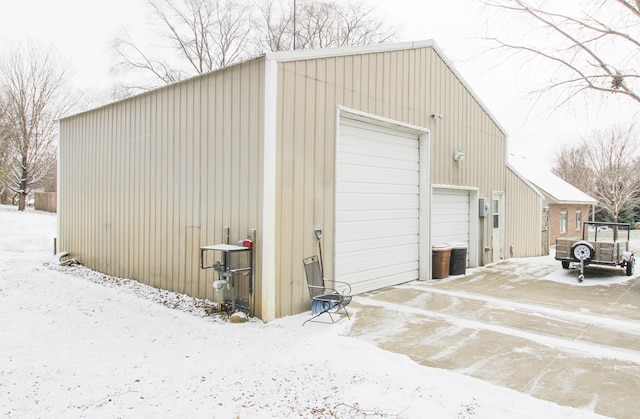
[{"xmin": 492, "ymin": 192, "xmax": 504, "ymax": 262}]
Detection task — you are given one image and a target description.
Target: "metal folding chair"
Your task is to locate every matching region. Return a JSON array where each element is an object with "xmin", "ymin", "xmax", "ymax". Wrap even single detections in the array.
[{"xmin": 302, "ymin": 255, "xmax": 352, "ymax": 326}]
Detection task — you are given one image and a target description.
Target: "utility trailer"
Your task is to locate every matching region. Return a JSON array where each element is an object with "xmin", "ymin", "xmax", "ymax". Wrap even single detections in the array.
[{"xmin": 555, "ymin": 222, "xmax": 635, "ymax": 282}]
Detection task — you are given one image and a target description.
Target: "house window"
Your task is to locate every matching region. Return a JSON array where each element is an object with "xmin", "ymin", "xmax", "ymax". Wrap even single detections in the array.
[
  {"xmin": 560, "ymin": 211, "xmax": 567, "ymax": 233},
  {"xmin": 576, "ymin": 211, "xmax": 582, "ymax": 230},
  {"xmin": 492, "ymin": 199, "xmax": 500, "ymax": 229}
]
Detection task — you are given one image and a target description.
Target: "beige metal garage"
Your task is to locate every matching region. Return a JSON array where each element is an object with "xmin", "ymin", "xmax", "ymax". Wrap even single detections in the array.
[{"xmin": 58, "ymin": 40, "xmax": 544, "ymax": 320}]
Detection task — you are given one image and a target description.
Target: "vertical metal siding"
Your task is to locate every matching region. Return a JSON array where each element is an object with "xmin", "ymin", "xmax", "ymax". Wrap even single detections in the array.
[
  {"xmin": 58, "ymin": 58, "xmax": 265, "ymax": 316},
  {"xmin": 274, "ymin": 46, "xmax": 512, "ymax": 317},
  {"xmin": 506, "ymin": 168, "xmax": 543, "ymax": 257}
]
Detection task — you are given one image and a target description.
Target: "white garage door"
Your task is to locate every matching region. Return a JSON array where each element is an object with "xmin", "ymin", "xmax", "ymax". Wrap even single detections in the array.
[
  {"xmin": 335, "ymin": 118, "xmax": 422, "ymax": 294},
  {"xmin": 432, "ymin": 189, "xmax": 470, "ymax": 251}
]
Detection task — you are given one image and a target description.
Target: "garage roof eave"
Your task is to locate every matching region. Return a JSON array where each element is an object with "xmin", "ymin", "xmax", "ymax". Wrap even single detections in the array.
[
  {"xmin": 548, "ymin": 198, "xmax": 599, "ymax": 206},
  {"xmin": 264, "ymin": 40, "xmax": 435, "ymax": 62}
]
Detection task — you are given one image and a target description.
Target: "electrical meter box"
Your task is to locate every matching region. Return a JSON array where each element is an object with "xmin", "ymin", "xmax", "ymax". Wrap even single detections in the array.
[{"xmin": 479, "ymin": 198, "xmax": 490, "ymax": 218}]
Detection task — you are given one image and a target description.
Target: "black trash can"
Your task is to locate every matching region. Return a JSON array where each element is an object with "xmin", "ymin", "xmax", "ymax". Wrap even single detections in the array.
[{"xmin": 449, "ymin": 242, "xmax": 467, "ymax": 275}]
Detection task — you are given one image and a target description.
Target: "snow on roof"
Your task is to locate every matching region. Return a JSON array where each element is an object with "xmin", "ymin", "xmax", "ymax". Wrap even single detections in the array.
[{"xmin": 509, "ymin": 154, "xmax": 597, "ymax": 205}]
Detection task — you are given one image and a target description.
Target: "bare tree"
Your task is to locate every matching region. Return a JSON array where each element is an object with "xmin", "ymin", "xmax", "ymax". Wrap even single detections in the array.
[
  {"xmin": 552, "ymin": 144, "xmax": 592, "ymax": 193},
  {"xmin": 113, "ymin": 0, "xmax": 398, "ymax": 90},
  {"xmin": 0, "ymin": 133, "xmax": 11, "ymax": 204},
  {"xmin": 552, "ymin": 123, "xmax": 640, "ymax": 221},
  {"xmin": 113, "ymin": 0, "xmax": 252, "ymax": 88},
  {"xmin": 255, "ymin": 0, "xmax": 398, "ymax": 52},
  {"xmin": 255, "ymin": 0, "xmax": 295, "ymax": 52},
  {"xmin": 113, "ymin": 31, "xmax": 184, "ymax": 87},
  {"xmin": 0, "ymin": 42, "xmax": 70, "ymax": 211},
  {"xmin": 480, "ymin": 0, "xmax": 640, "ymax": 107}
]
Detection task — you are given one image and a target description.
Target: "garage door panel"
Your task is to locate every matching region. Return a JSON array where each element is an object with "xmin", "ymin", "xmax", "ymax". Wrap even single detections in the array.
[
  {"xmin": 433, "ymin": 204, "xmax": 469, "ymax": 214},
  {"xmin": 431, "ymin": 214, "xmax": 470, "ymax": 226},
  {"xmin": 339, "ymin": 152, "xmax": 418, "ymax": 171},
  {"xmin": 336, "ymin": 215, "xmax": 419, "ymax": 233},
  {"xmin": 348, "ymin": 274, "xmax": 419, "ymax": 295},
  {"xmin": 339, "ymin": 184, "xmax": 419, "ymax": 196},
  {"xmin": 338, "ymin": 195, "xmax": 419, "ymax": 212},
  {"xmin": 340, "ymin": 153, "xmax": 419, "ymax": 170},
  {"xmin": 432, "ymin": 189, "xmax": 471, "ymax": 257},
  {"xmin": 433, "ymin": 189, "xmax": 469, "ymax": 198},
  {"xmin": 339, "ymin": 144, "xmax": 418, "ymax": 163},
  {"xmin": 432, "ymin": 215, "xmax": 469, "ymax": 232},
  {"xmin": 340, "ymin": 123, "xmax": 418, "ymax": 143},
  {"xmin": 339, "ymin": 159, "xmax": 419, "ymax": 175},
  {"xmin": 432, "ymin": 226, "xmax": 468, "ymax": 239},
  {"xmin": 337, "ymin": 209, "xmax": 418, "ymax": 223},
  {"xmin": 339, "ymin": 184, "xmax": 418, "ymax": 198},
  {"xmin": 336, "ymin": 223, "xmax": 419, "ymax": 244},
  {"xmin": 339, "ymin": 146, "xmax": 419, "ymax": 165},
  {"xmin": 340, "ymin": 127, "xmax": 418, "ymax": 143},
  {"xmin": 341, "ymin": 267, "xmax": 419, "ymax": 295},
  {"xmin": 433, "ymin": 195, "xmax": 469, "ymax": 203},
  {"xmin": 338, "ymin": 166, "xmax": 419, "ymax": 185},
  {"xmin": 443, "ymin": 233, "xmax": 469, "ymax": 244},
  {"xmin": 336, "ymin": 234, "xmax": 419, "ymax": 253},
  {"xmin": 336, "ymin": 118, "xmax": 422, "ymax": 294},
  {"xmin": 336, "ymin": 245, "xmax": 419, "ymax": 276}
]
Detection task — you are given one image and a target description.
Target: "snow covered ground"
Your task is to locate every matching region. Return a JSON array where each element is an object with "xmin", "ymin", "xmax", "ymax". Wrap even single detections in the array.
[{"xmin": 0, "ymin": 205, "xmax": 605, "ymax": 418}]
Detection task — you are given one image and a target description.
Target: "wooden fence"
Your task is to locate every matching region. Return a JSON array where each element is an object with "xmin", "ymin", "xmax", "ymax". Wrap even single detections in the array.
[{"xmin": 35, "ymin": 192, "xmax": 57, "ymax": 213}]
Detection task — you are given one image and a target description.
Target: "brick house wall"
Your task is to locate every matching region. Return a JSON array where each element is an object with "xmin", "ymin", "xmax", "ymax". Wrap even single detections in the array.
[{"xmin": 549, "ymin": 203, "xmax": 592, "ymax": 244}]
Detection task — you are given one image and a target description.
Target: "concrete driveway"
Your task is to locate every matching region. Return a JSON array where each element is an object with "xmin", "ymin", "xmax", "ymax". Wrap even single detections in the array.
[{"xmin": 348, "ymin": 256, "xmax": 640, "ymax": 418}]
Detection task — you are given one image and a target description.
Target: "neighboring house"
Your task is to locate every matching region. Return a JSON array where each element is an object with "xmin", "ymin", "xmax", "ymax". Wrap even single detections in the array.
[
  {"xmin": 58, "ymin": 41, "xmax": 543, "ymax": 321},
  {"xmin": 510, "ymin": 155, "xmax": 597, "ymax": 254}
]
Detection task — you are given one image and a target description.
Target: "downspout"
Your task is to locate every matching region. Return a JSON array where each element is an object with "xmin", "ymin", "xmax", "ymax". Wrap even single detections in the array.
[
  {"xmin": 481, "ymin": 217, "xmax": 486, "ymax": 266},
  {"xmin": 261, "ymin": 56, "xmax": 278, "ymax": 321}
]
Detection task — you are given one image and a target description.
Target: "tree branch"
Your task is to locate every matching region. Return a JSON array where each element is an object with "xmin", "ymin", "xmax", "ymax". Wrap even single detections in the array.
[{"xmin": 481, "ymin": 0, "xmax": 640, "ymax": 107}]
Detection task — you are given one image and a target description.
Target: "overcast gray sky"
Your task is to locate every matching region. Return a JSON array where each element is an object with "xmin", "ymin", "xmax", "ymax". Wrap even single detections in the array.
[{"xmin": 1, "ymin": 0, "xmax": 636, "ymax": 168}]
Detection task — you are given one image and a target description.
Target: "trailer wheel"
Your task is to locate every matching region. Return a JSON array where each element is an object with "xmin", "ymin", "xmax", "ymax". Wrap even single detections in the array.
[
  {"xmin": 561, "ymin": 261, "xmax": 570, "ymax": 269},
  {"xmin": 626, "ymin": 256, "xmax": 635, "ymax": 276},
  {"xmin": 571, "ymin": 241, "xmax": 594, "ymax": 263}
]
